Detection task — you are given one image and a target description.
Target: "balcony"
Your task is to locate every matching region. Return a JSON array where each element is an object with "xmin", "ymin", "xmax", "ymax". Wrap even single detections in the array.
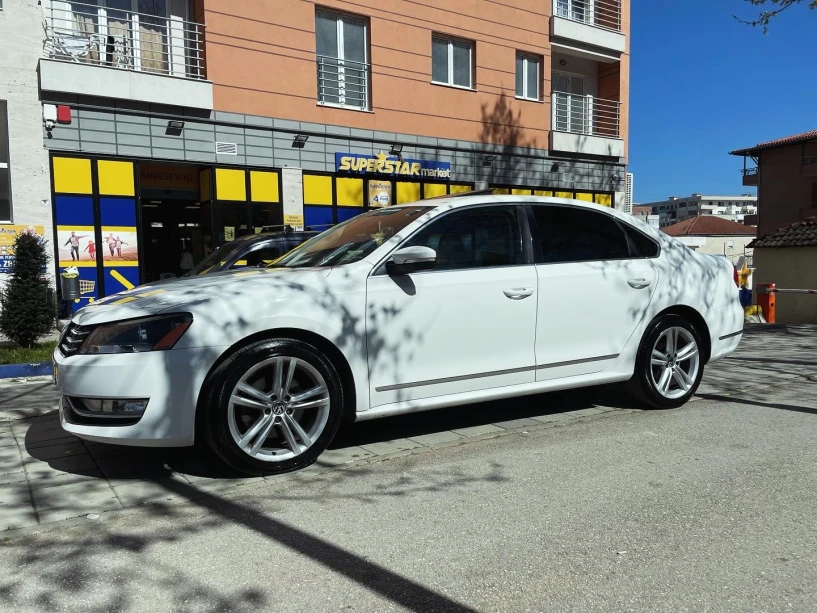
[
  {"xmin": 742, "ymin": 167, "xmax": 759, "ymax": 185},
  {"xmin": 316, "ymin": 55, "xmax": 370, "ymax": 111},
  {"xmin": 551, "ymin": 0, "xmax": 626, "ymax": 60},
  {"xmin": 550, "ymin": 92, "xmax": 624, "ymax": 158},
  {"xmin": 40, "ymin": 1, "xmax": 212, "ymax": 109}
]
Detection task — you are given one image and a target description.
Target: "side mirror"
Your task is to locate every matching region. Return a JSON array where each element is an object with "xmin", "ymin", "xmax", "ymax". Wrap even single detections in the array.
[{"xmin": 386, "ymin": 246, "xmax": 437, "ymax": 275}]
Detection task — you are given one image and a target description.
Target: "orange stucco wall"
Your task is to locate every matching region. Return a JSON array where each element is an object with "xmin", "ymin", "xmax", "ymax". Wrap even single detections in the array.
[{"xmin": 203, "ymin": 0, "xmax": 629, "ymax": 147}]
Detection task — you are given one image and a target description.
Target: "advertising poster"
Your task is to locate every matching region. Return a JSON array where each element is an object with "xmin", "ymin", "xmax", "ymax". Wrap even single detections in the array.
[
  {"xmin": 57, "ymin": 225, "xmax": 97, "ymax": 267},
  {"xmin": 100, "ymin": 228, "xmax": 139, "ymax": 264},
  {"xmin": 368, "ymin": 180, "xmax": 392, "ymax": 208},
  {"xmin": 0, "ymin": 225, "xmax": 46, "ymax": 272}
]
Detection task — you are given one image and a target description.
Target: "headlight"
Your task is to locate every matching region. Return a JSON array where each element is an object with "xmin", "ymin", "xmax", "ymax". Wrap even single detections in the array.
[{"xmin": 79, "ymin": 314, "xmax": 193, "ymax": 355}]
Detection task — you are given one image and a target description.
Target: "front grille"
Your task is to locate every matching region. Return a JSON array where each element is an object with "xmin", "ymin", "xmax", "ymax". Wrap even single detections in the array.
[{"xmin": 58, "ymin": 322, "xmax": 93, "ymax": 357}]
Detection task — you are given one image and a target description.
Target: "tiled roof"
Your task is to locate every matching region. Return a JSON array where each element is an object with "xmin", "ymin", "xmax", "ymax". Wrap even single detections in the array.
[
  {"xmin": 730, "ymin": 129, "xmax": 817, "ymax": 156},
  {"xmin": 661, "ymin": 216, "xmax": 757, "ymax": 237},
  {"xmin": 749, "ymin": 217, "xmax": 817, "ymax": 248}
]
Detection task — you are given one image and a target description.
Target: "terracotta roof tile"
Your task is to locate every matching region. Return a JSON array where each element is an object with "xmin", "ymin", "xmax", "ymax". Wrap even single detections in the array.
[
  {"xmin": 661, "ymin": 216, "xmax": 757, "ymax": 237},
  {"xmin": 749, "ymin": 216, "xmax": 817, "ymax": 248},
  {"xmin": 730, "ymin": 129, "xmax": 817, "ymax": 156}
]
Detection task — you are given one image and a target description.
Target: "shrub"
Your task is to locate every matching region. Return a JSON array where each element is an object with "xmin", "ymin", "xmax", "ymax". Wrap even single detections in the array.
[{"xmin": 0, "ymin": 231, "xmax": 56, "ymax": 348}]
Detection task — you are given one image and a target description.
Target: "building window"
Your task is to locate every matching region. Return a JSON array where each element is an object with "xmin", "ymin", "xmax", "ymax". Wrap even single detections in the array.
[
  {"xmin": 0, "ymin": 101, "xmax": 11, "ymax": 222},
  {"xmin": 515, "ymin": 53, "xmax": 540, "ymax": 100},
  {"xmin": 316, "ymin": 11, "xmax": 369, "ymax": 110},
  {"xmin": 432, "ymin": 35, "xmax": 473, "ymax": 89}
]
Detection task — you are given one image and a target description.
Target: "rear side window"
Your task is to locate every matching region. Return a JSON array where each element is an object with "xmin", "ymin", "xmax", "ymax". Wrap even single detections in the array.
[
  {"xmin": 621, "ymin": 223, "xmax": 660, "ymax": 258},
  {"xmin": 531, "ymin": 205, "xmax": 630, "ymax": 263}
]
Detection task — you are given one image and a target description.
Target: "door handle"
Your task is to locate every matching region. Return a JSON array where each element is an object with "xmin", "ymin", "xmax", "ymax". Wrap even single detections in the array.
[
  {"xmin": 503, "ymin": 288, "xmax": 534, "ymax": 299},
  {"xmin": 627, "ymin": 278, "xmax": 652, "ymax": 289}
]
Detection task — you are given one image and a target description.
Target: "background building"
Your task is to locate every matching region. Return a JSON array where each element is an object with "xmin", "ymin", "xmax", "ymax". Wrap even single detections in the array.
[
  {"xmin": 661, "ymin": 216, "xmax": 756, "ymax": 265},
  {"xmin": 0, "ymin": 0, "xmax": 632, "ymax": 311},
  {"xmin": 641, "ymin": 194, "xmax": 757, "ymax": 228},
  {"xmin": 731, "ymin": 130, "xmax": 817, "ymax": 238}
]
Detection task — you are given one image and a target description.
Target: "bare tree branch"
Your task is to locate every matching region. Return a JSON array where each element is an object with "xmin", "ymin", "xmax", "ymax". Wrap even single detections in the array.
[{"xmin": 733, "ymin": 0, "xmax": 817, "ymax": 33}]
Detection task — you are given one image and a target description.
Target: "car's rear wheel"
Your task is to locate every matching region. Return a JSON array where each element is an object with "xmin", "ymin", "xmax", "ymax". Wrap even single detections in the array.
[
  {"xmin": 201, "ymin": 338, "xmax": 344, "ymax": 476},
  {"xmin": 627, "ymin": 314, "xmax": 704, "ymax": 409}
]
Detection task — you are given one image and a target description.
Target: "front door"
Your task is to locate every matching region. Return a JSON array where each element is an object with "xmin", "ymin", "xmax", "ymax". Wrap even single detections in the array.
[
  {"xmin": 529, "ymin": 204, "xmax": 659, "ymax": 380},
  {"xmin": 553, "ymin": 72, "xmax": 587, "ymax": 134},
  {"xmin": 366, "ymin": 205, "xmax": 538, "ymax": 408}
]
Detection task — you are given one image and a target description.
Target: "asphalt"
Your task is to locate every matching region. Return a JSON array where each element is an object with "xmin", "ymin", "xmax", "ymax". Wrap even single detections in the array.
[{"xmin": 0, "ymin": 324, "xmax": 815, "ymax": 611}]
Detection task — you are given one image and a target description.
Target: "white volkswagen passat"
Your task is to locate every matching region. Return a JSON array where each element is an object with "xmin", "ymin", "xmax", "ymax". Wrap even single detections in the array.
[{"xmin": 54, "ymin": 196, "xmax": 744, "ymax": 475}]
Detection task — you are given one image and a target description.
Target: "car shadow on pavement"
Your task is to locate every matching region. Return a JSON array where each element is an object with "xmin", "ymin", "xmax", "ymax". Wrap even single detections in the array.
[
  {"xmin": 22, "ymin": 384, "xmax": 626, "ymax": 483},
  {"xmin": 696, "ymin": 393, "xmax": 817, "ymax": 416}
]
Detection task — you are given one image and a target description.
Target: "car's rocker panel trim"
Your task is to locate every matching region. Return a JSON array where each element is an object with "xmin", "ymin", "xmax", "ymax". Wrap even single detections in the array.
[
  {"xmin": 719, "ymin": 330, "xmax": 743, "ymax": 340},
  {"xmin": 374, "ymin": 354, "xmax": 619, "ymax": 392}
]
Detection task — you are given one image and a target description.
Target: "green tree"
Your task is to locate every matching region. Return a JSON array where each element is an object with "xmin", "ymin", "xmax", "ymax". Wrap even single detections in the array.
[
  {"xmin": 736, "ymin": 0, "xmax": 817, "ymax": 32},
  {"xmin": 0, "ymin": 231, "xmax": 56, "ymax": 348}
]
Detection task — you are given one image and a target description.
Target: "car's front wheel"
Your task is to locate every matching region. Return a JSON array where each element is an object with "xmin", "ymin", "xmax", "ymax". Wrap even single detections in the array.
[
  {"xmin": 201, "ymin": 338, "xmax": 344, "ymax": 476},
  {"xmin": 628, "ymin": 314, "xmax": 704, "ymax": 409}
]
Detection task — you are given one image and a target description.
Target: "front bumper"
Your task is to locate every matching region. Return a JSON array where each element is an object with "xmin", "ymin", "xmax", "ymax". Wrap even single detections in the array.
[{"xmin": 55, "ymin": 346, "xmax": 226, "ymax": 447}]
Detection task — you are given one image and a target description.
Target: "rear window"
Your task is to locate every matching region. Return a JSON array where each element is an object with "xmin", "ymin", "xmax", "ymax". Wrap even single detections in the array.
[{"xmin": 621, "ymin": 223, "xmax": 660, "ymax": 258}]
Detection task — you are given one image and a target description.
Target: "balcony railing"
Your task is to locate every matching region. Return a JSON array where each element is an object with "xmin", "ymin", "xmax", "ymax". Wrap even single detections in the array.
[
  {"xmin": 317, "ymin": 55, "xmax": 369, "ymax": 110},
  {"xmin": 552, "ymin": 92, "xmax": 621, "ymax": 138},
  {"xmin": 554, "ymin": 0, "xmax": 622, "ymax": 32},
  {"xmin": 43, "ymin": 1, "xmax": 205, "ymax": 80}
]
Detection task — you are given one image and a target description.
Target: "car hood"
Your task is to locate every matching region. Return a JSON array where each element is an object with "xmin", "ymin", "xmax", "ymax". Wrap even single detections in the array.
[{"xmin": 72, "ymin": 267, "xmax": 332, "ymax": 326}]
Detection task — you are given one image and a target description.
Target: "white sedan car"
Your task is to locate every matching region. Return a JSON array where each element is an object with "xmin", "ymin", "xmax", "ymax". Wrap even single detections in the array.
[{"xmin": 54, "ymin": 196, "xmax": 744, "ymax": 475}]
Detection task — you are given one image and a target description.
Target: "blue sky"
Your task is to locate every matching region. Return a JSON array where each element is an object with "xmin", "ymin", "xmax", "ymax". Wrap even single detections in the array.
[{"xmin": 629, "ymin": 0, "xmax": 817, "ymax": 203}]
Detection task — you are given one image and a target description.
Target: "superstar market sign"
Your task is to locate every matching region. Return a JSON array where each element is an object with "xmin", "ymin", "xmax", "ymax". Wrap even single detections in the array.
[{"xmin": 336, "ymin": 152, "xmax": 451, "ymax": 179}]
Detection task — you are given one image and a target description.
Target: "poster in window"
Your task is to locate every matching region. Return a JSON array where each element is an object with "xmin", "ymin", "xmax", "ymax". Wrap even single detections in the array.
[
  {"xmin": 0, "ymin": 225, "xmax": 46, "ymax": 272},
  {"xmin": 57, "ymin": 226, "xmax": 96, "ymax": 267},
  {"xmin": 368, "ymin": 180, "xmax": 392, "ymax": 208},
  {"xmin": 100, "ymin": 228, "xmax": 139, "ymax": 263}
]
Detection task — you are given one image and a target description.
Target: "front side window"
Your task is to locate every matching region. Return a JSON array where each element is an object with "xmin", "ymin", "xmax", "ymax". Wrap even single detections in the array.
[
  {"xmin": 316, "ymin": 11, "xmax": 369, "ymax": 109},
  {"xmin": 275, "ymin": 206, "xmax": 432, "ymax": 268},
  {"xmin": 404, "ymin": 206, "xmax": 524, "ymax": 271},
  {"xmin": 515, "ymin": 53, "xmax": 540, "ymax": 101},
  {"xmin": 0, "ymin": 100, "xmax": 11, "ymax": 222},
  {"xmin": 431, "ymin": 35, "xmax": 473, "ymax": 89},
  {"xmin": 532, "ymin": 205, "xmax": 631, "ymax": 263}
]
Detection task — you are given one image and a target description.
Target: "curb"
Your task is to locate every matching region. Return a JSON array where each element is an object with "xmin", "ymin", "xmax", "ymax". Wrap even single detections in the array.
[{"xmin": 0, "ymin": 362, "xmax": 52, "ymax": 380}]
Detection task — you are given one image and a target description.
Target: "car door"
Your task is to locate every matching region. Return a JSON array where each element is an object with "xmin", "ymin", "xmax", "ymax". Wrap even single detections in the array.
[
  {"xmin": 529, "ymin": 204, "xmax": 659, "ymax": 380},
  {"xmin": 366, "ymin": 205, "xmax": 538, "ymax": 408}
]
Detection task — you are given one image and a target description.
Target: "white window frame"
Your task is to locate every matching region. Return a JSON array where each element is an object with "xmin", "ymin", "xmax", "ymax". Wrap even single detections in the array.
[
  {"xmin": 316, "ymin": 10, "xmax": 370, "ymax": 110},
  {"xmin": 515, "ymin": 53, "xmax": 540, "ymax": 101},
  {"xmin": 431, "ymin": 35, "xmax": 474, "ymax": 90}
]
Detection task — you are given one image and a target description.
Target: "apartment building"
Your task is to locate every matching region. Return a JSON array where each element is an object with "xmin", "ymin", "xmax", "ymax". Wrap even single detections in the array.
[
  {"xmin": 641, "ymin": 194, "xmax": 757, "ymax": 229},
  {"xmin": 1, "ymin": 0, "xmax": 630, "ymax": 311}
]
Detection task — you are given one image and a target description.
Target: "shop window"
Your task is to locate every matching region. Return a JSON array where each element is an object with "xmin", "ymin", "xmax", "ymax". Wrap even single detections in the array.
[
  {"xmin": 53, "ymin": 157, "xmax": 92, "ymax": 195},
  {"xmin": 215, "ymin": 168, "xmax": 246, "ymax": 201},
  {"xmin": 423, "ymin": 183, "xmax": 447, "ymax": 198},
  {"xmin": 575, "ymin": 192, "xmax": 593, "ymax": 202},
  {"xmin": 512, "ymin": 189, "xmax": 532, "ymax": 195},
  {"xmin": 303, "ymin": 174, "xmax": 333, "ymax": 205},
  {"xmin": 336, "ymin": 177, "xmax": 363, "ymax": 206},
  {"xmin": 449, "ymin": 184, "xmax": 472, "ymax": 194},
  {"xmin": 337, "ymin": 207, "xmax": 361, "ymax": 223},
  {"xmin": 534, "ymin": 190, "xmax": 553, "ymax": 197},
  {"xmin": 316, "ymin": 10, "xmax": 369, "ymax": 110},
  {"xmin": 304, "ymin": 205, "xmax": 334, "ymax": 228},
  {"xmin": 432, "ymin": 35, "xmax": 473, "ymax": 89},
  {"xmin": 396, "ymin": 182, "xmax": 421, "ymax": 204},
  {"xmin": 594, "ymin": 193, "xmax": 612, "ymax": 207},
  {"xmin": 493, "ymin": 188, "xmax": 510, "ymax": 194},
  {"xmin": 250, "ymin": 171, "xmax": 279, "ymax": 203},
  {"xmin": 555, "ymin": 191, "xmax": 573, "ymax": 199},
  {"xmin": 0, "ymin": 101, "xmax": 11, "ymax": 222},
  {"xmin": 515, "ymin": 53, "xmax": 540, "ymax": 101}
]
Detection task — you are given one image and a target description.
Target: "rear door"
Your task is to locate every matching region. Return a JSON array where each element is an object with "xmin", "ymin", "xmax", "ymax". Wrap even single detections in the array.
[{"xmin": 529, "ymin": 205, "xmax": 659, "ymax": 380}]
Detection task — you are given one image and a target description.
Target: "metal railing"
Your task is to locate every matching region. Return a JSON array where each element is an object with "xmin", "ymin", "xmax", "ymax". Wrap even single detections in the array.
[
  {"xmin": 801, "ymin": 155, "xmax": 817, "ymax": 166},
  {"xmin": 554, "ymin": 0, "xmax": 622, "ymax": 32},
  {"xmin": 552, "ymin": 92, "xmax": 621, "ymax": 138},
  {"xmin": 43, "ymin": 1, "xmax": 205, "ymax": 80},
  {"xmin": 741, "ymin": 167, "xmax": 759, "ymax": 176},
  {"xmin": 317, "ymin": 55, "xmax": 369, "ymax": 110}
]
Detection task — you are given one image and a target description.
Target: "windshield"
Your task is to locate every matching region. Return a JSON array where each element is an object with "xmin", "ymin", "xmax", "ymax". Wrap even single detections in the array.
[
  {"xmin": 186, "ymin": 241, "xmax": 245, "ymax": 276},
  {"xmin": 273, "ymin": 206, "xmax": 432, "ymax": 268}
]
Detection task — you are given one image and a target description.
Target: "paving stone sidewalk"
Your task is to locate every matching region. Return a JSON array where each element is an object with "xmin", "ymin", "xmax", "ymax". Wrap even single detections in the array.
[{"xmin": 1, "ymin": 324, "xmax": 814, "ymax": 532}]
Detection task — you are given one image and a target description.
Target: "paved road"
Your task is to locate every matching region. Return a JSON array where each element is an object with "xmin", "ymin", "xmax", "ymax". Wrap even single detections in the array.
[{"xmin": 0, "ymin": 325, "xmax": 815, "ymax": 611}]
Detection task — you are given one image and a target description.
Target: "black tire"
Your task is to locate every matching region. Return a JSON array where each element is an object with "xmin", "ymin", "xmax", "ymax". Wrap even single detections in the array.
[
  {"xmin": 201, "ymin": 337, "xmax": 344, "ymax": 476},
  {"xmin": 627, "ymin": 314, "xmax": 705, "ymax": 410}
]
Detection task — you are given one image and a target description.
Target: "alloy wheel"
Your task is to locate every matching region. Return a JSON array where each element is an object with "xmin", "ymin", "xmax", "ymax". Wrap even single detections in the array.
[
  {"xmin": 227, "ymin": 356, "xmax": 330, "ymax": 462},
  {"xmin": 649, "ymin": 326, "xmax": 700, "ymax": 400}
]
